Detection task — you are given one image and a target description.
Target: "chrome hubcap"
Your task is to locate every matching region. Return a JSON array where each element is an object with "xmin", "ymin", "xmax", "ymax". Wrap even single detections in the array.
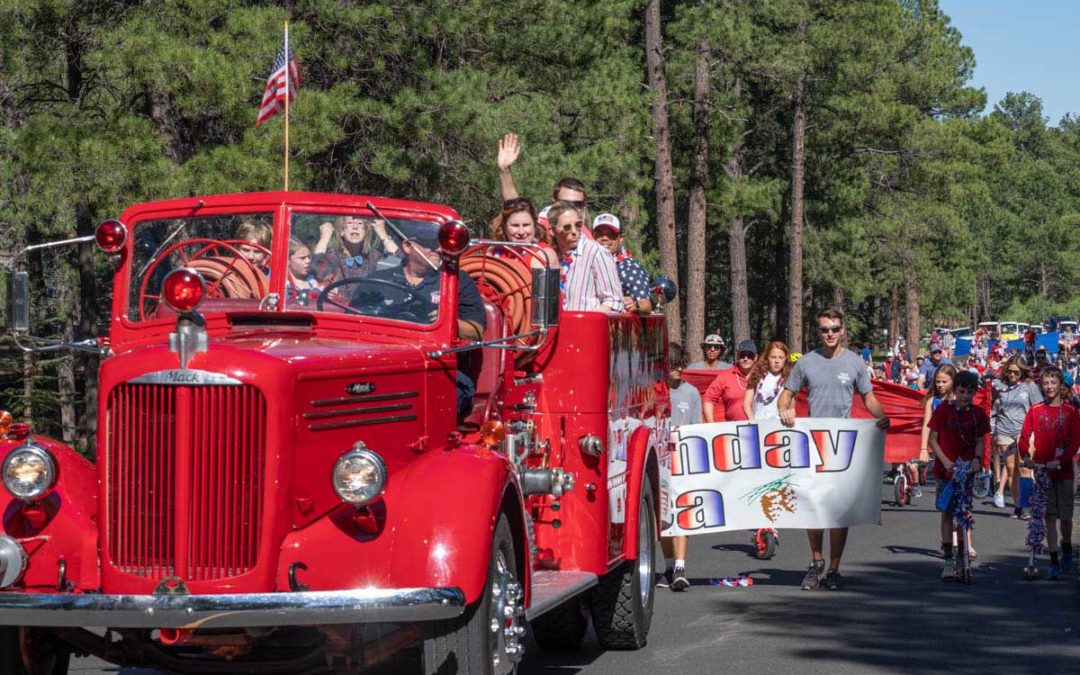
[
  {"xmin": 489, "ymin": 551, "xmax": 524, "ymax": 673},
  {"xmin": 637, "ymin": 500, "xmax": 655, "ymax": 607}
]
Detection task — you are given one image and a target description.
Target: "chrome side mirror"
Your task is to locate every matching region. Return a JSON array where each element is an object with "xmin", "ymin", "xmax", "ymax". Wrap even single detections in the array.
[
  {"xmin": 651, "ymin": 276, "xmax": 678, "ymax": 307},
  {"xmin": 530, "ymin": 268, "xmax": 560, "ymax": 327},
  {"xmin": 8, "ymin": 271, "xmax": 29, "ymax": 333}
]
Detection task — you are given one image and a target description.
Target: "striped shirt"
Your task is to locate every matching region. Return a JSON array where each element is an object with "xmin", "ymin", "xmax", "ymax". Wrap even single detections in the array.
[{"xmin": 559, "ymin": 237, "xmax": 622, "ymax": 312}]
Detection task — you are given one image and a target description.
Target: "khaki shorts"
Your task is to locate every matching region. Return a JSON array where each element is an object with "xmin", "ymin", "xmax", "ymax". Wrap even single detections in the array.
[
  {"xmin": 992, "ymin": 435, "xmax": 1018, "ymax": 457},
  {"xmin": 1046, "ymin": 480, "xmax": 1076, "ymax": 520}
]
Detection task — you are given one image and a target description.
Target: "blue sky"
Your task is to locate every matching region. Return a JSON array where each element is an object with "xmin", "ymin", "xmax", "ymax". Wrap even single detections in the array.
[{"xmin": 940, "ymin": 0, "xmax": 1080, "ymax": 125}]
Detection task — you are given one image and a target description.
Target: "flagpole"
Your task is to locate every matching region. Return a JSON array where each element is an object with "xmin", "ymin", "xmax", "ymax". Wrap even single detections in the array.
[{"xmin": 283, "ymin": 21, "xmax": 290, "ymax": 191}]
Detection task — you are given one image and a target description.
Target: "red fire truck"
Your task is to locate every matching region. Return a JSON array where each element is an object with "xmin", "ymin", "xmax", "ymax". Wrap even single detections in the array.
[{"xmin": 0, "ymin": 192, "xmax": 673, "ymax": 674}]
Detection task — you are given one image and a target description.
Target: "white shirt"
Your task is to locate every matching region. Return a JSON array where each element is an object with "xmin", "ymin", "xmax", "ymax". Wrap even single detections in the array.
[{"xmin": 752, "ymin": 372, "xmax": 784, "ymax": 420}]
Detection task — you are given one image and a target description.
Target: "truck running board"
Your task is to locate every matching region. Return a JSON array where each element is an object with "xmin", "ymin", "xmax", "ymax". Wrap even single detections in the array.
[{"xmin": 526, "ymin": 570, "xmax": 598, "ymax": 620}]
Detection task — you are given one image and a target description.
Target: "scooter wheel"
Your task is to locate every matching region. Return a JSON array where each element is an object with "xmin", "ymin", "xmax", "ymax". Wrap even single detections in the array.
[
  {"xmin": 893, "ymin": 475, "xmax": 907, "ymax": 507},
  {"xmin": 1024, "ymin": 567, "xmax": 1038, "ymax": 581},
  {"xmin": 754, "ymin": 530, "xmax": 778, "ymax": 560}
]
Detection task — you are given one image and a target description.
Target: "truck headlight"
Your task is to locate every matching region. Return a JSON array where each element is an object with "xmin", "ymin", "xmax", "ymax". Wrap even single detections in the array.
[
  {"xmin": 332, "ymin": 443, "xmax": 386, "ymax": 505},
  {"xmin": 2, "ymin": 444, "xmax": 56, "ymax": 500}
]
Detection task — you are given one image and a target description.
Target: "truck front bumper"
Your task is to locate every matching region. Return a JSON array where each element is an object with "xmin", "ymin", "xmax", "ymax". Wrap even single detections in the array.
[{"xmin": 0, "ymin": 587, "xmax": 465, "ymax": 629}]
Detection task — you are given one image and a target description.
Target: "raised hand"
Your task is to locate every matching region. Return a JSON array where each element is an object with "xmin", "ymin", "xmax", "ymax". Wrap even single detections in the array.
[{"xmin": 498, "ymin": 133, "xmax": 521, "ymax": 171}]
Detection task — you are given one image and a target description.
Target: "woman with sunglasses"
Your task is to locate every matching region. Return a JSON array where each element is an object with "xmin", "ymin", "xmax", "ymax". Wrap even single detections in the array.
[
  {"xmin": 488, "ymin": 197, "xmax": 559, "ymax": 268},
  {"xmin": 547, "ymin": 200, "xmax": 621, "ymax": 312},
  {"xmin": 687, "ymin": 335, "xmax": 731, "ymax": 371},
  {"xmin": 313, "ymin": 215, "xmax": 400, "ymax": 279},
  {"xmin": 991, "ymin": 356, "xmax": 1043, "ymax": 516}
]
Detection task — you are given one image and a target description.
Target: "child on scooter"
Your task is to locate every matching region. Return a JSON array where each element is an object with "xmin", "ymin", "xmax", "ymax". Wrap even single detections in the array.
[
  {"xmin": 1018, "ymin": 366, "xmax": 1080, "ymax": 578},
  {"xmin": 929, "ymin": 370, "xmax": 989, "ymax": 580}
]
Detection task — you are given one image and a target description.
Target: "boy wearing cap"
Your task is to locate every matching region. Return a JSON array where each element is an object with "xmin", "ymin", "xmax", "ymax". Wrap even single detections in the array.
[
  {"xmin": 702, "ymin": 340, "xmax": 758, "ymax": 423},
  {"xmin": 688, "ymin": 334, "xmax": 731, "ymax": 371},
  {"xmin": 592, "ymin": 213, "xmax": 653, "ymax": 313}
]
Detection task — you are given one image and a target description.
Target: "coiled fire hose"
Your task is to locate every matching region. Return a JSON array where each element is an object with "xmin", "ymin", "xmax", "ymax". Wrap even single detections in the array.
[{"xmin": 460, "ymin": 246, "xmax": 548, "ymax": 366}]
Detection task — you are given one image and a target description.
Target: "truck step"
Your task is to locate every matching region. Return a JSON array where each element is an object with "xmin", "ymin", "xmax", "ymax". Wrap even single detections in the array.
[{"xmin": 526, "ymin": 570, "xmax": 598, "ymax": 620}]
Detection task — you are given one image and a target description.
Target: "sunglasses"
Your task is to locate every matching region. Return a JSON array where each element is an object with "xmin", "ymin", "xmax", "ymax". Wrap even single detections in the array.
[
  {"xmin": 1006, "ymin": 369, "xmax": 1021, "ymax": 375},
  {"xmin": 502, "ymin": 197, "xmax": 533, "ymax": 210},
  {"xmin": 819, "ymin": 325, "xmax": 843, "ymax": 334},
  {"xmin": 556, "ymin": 220, "xmax": 585, "ymax": 233},
  {"xmin": 737, "ymin": 352, "xmax": 757, "ymax": 359},
  {"xmin": 702, "ymin": 344, "xmax": 722, "ymax": 350}
]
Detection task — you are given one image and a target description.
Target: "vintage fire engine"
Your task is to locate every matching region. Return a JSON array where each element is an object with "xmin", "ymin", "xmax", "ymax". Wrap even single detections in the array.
[{"xmin": 0, "ymin": 192, "xmax": 673, "ymax": 674}]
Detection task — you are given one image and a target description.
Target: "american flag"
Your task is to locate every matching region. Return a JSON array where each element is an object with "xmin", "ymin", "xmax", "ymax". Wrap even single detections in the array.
[{"xmin": 255, "ymin": 32, "xmax": 301, "ymax": 127}]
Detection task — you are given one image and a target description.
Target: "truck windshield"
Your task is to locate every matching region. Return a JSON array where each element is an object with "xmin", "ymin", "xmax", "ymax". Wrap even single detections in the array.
[{"xmin": 128, "ymin": 212, "xmax": 443, "ymax": 327}]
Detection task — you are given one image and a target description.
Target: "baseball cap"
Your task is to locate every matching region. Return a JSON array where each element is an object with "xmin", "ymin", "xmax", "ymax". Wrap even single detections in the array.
[
  {"xmin": 592, "ymin": 213, "xmax": 621, "ymax": 236},
  {"xmin": 397, "ymin": 222, "xmax": 440, "ymax": 250},
  {"xmin": 930, "ymin": 342, "xmax": 943, "ymax": 353},
  {"xmin": 736, "ymin": 339, "xmax": 758, "ymax": 355},
  {"xmin": 537, "ymin": 205, "xmax": 551, "ymax": 226},
  {"xmin": 703, "ymin": 334, "xmax": 724, "ymax": 346}
]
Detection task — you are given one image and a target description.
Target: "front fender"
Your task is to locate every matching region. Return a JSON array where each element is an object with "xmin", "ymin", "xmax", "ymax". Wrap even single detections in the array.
[
  {"xmin": 277, "ymin": 446, "xmax": 528, "ymax": 606},
  {"xmin": 0, "ymin": 437, "xmax": 99, "ymax": 591},
  {"xmin": 620, "ymin": 426, "xmax": 660, "ymax": 561}
]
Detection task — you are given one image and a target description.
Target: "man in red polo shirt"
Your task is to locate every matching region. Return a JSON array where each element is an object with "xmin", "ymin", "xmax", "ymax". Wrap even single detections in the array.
[{"xmin": 703, "ymin": 340, "xmax": 758, "ymax": 422}]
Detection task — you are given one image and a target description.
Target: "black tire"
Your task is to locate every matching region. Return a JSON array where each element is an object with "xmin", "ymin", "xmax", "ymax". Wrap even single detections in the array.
[
  {"xmin": 755, "ymin": 530, "xmax": 778, "ymax": 560},
  {"xmin": 0, "ymin": 627, "xmax": 70, "ymax": 675},
  {"xmin": 423, "ymin": 513, "xmax": 523, "ymax": 675},
  {"xmin": 588, "ymin": 479, "xmax": 656, "ymax": 650},
  {"xmin": 531, "ymin": 599, "xmax": 588, "ymax": 651}
]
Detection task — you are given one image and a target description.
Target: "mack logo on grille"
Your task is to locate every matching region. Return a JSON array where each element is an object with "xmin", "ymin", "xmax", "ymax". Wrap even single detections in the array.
[{"xmin": 346, "ymin": 382, "xmax": 376, "ymax": 395}]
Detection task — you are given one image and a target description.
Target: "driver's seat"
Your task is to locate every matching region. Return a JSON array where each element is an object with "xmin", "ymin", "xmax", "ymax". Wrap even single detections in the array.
[{"xmin": 464, "ymin": 300, "xmax": 507, "ymax": 425}]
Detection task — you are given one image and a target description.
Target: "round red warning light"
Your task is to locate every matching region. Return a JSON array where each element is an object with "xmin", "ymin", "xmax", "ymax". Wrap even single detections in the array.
[
  {"xmin": 94, "ymin": 220, "xmax": 127, "ymax": 254},
  {"xmin": 438, "ymin": 220, "xmax": 471, "ymax": 255},
  {"xmin": 162, "ymin": 268, "xmax": 206, "ymax": 313}
]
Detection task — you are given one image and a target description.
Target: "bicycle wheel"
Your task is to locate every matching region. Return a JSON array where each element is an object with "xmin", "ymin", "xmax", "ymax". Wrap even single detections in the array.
[{"xmin": 893, "ymin": 473, "xmax": 908, "ymax": 507}]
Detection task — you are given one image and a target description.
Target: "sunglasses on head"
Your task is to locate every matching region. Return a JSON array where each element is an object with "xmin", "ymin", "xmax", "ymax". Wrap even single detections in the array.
[
  {"xmin": 557, "ymin": 220, "xmax": 585, "ymax": 233},
  {"xmin": 559, "ymin": 199, "xmax": 586, "ymax": 210},
  {"xmin": 819, "ymin": 325, "xmax": 842, "ymax": 334},
  {"xmin": 502, "ymin": 197, "xmax": 533, "ymax": 210}
]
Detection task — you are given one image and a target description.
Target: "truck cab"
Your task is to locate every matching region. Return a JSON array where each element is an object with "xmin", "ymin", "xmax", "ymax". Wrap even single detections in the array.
[{"xmin": 0, "ymin": 192, "xmax": 671, "ymax": 674}]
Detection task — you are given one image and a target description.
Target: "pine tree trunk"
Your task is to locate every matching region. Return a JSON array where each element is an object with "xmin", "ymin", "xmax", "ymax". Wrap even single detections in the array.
[
  {"xmin": 787, "ymin": 71, "xmax": 806, "ymax": 352},
  {"xmin": 685, "ymin": 41, "xmax": 711, "ymax": 362},
  {"xmin": 644, "ymin": 0, "xmax": 681, "ymax": 343},
  {"xmin": 889, "ymin": 284, "xmax": 900, "ymax": 349},
  {"xmin": 903, "ymin": 256, "xmax": 920, "ymax": 357}
]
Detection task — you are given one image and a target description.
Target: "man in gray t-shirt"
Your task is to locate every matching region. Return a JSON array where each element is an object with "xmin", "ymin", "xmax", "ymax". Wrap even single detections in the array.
[{"xmin": 777, "ymin": 309, "xmax": 890, "ymax": 592}]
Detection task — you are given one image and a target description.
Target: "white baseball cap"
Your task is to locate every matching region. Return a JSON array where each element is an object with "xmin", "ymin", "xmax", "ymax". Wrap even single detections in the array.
[{"xmin": 592, "ymin": 213, "xmax": 621, "ymax": 235}]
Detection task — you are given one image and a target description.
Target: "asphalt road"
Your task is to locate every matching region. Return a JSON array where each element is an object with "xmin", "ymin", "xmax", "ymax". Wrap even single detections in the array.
[{"xmin": 72, "ymin": 480, "xmax": 1080, "ymax": 675}]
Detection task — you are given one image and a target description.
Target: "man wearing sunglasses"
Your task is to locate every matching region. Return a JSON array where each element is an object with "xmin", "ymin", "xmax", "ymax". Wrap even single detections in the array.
[
  {"xmin": 687, "ymin": 334, "xmax": 731, "ymax": 371},
  {"xmin": 778, "ymin": 307, "xmax": 890, "ymax": 591},
  {"xmin": 917, "ymin": 342, "xmax": 954, "ymax": 390}
]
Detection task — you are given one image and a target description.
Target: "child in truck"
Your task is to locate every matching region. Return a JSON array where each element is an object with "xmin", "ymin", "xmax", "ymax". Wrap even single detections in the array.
[
  {"xmin": 236, "ymin": 220, "xmax": 272, "ymax": 272},
  {"xmin": 928, "ymin": 370, "xmax": 989, "ymax": 580}
]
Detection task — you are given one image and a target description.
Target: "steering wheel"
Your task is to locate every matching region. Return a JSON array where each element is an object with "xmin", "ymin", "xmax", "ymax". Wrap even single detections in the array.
[
  {"xmin": 317, "ymin": 277, "xmax": 435, "ymax": 323},
  {"xmin": 138, "ymin": 238, "xmax": 270, "ymax": 320}
]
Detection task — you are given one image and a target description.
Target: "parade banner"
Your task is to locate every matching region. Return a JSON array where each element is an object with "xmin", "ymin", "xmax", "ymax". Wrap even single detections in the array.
[{"xmin": 662, "ymin": 418, "xmax": 885, "ymax": 536}]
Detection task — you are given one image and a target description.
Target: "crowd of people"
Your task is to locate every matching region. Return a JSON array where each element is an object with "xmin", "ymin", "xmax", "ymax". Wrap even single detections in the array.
[{"xmin": 671, "ymin": 307, "xmax": 1080, "ymax": 589}]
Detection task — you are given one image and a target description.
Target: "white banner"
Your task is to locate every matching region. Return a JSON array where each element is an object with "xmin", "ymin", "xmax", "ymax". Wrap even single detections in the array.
[{"xmin": 661, "ymin": 418, "xmax": 885, "ymax": 536}]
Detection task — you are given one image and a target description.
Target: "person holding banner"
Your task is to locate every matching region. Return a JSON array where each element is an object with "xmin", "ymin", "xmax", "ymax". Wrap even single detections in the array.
[
  {"xmin": 660, "ymin": 345, "xmax": 703, "ymax": 592},
  {"xmin": 778, "ymin": 307, "xmax": 890, "ymax": 591},
  {"xmin": 742, "ymin": 341, "xmax": 793, "ymax": 421}
]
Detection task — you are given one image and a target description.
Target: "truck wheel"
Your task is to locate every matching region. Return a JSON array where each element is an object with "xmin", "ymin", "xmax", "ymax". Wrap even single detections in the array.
[
  {"xmin": 588, "ymin": 479, "xmax": 655, "ymax": 650},
  {"xmin": 530, "ymin": 599, "xmax": 587, "ymax": 650},
  {"xmin": 423, "ymin": 513, "xmax": 524, "ymax": 674},
  {"xmin": 0, "ymin": 627, "xmax": 70, "ymax": 675}
]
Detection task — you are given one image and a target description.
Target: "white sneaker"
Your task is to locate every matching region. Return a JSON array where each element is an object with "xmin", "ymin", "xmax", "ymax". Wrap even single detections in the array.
[{"xmin": 993, "ymin": 493, "xmax": 1005, "ymax": 508}]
